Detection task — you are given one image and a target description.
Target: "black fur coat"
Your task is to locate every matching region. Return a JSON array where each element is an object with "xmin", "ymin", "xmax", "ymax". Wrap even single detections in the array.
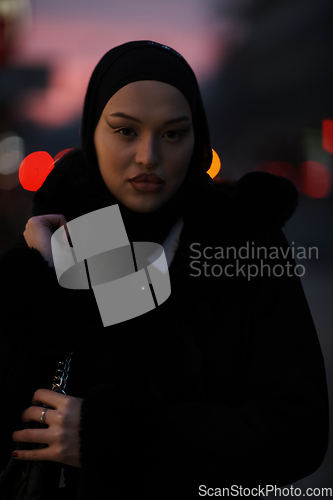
[{"xmin": 0, "ymin": 163, "xmax": 329, "ymax": 500}]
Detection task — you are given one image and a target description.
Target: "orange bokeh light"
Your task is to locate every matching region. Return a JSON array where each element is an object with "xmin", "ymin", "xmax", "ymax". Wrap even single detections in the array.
[
  {"xmin": 207, "ymin": 149, "xmax": 221, "ymax": 179},
  {"xmin": 19, "ymin": 151, "xmax": 54, "ymax": 191},
  {"xmin": 322, "ymin": 119, "xmax": 333, "ymax": 155},
  {"xmin": 299, "ymin": 161, "xmax": 332, "ymax": 199}
]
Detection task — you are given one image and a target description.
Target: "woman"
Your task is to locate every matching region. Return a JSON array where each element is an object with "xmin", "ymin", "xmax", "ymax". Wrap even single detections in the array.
[{"xmin": 0, "ymin": 40, "xmax": 329, "ymax": 499}]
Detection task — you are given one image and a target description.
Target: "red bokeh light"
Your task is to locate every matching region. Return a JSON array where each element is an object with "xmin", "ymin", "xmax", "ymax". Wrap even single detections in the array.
[
  {"xmin": 19, "ymin": 149, "xmax": 74, "ymax": 191},
  {"xmin": 299, "ymin": 161, "xmax": 332, "ymax": 199},
  {"xmin": 19, "ymin": 151, "xmax": 54, "ymax": 191},
  {"xmin": 255, "ymin": 160, "xmax": 332, "ymax": 198},
  {"xmin": 53, "ymin": 148, "xmax": 73, "ymax": 163},
  {"xmin": 322, "ymin": 119, "xmax": 333, "ymax": 155},
  {"xmin": 255, "ymin": 161, "xmax": 299, "ymax": 187}
]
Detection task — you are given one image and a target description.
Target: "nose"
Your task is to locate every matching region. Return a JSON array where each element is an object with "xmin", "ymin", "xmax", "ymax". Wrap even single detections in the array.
[{"xmin": 135, "ymin": 134, "xmax": 160, "ymax": 169}]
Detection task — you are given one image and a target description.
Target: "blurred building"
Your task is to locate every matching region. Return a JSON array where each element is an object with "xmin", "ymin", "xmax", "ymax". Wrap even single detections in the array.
[{"xmin": 204, "ymin": 0, "xmax": 333, "ymax": 186}]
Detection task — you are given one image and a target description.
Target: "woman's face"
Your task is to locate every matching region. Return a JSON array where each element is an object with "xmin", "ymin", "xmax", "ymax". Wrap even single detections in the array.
[{"xmin": 94, "ymin": 80, "xmax": 195, "ymax": 212}]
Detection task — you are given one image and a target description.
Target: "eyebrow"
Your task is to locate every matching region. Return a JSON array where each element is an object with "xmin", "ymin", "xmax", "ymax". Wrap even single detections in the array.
[{"xmin": 108, "ymin": 112, "xmax": 191, "ymax": 125}]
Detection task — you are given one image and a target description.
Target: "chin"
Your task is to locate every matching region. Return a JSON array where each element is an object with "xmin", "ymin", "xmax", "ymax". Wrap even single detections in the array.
[{"xmin": 125, "ymin": 197, "xmax": 166, "ymax": 213}]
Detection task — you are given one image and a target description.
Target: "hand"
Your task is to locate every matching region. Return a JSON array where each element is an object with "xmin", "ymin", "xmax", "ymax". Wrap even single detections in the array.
[
  {"xmin": 12, "ymin": 389, "xmax": 83, "ymax": 468},
  {"xmin": 23, "ymin": 214, "xmax": 68, "ymax": 267}
]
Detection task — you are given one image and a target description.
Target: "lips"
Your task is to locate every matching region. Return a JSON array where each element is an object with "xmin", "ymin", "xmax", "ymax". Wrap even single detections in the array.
[{"xmin": 129, "ymin": 173, "xmax": 164, "ymax": 184}]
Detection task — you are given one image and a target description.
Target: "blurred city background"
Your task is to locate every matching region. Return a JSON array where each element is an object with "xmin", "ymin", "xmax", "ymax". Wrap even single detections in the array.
[{"xmin": 0, "ymin": 0, "xmax": 332, "ymax": 491}]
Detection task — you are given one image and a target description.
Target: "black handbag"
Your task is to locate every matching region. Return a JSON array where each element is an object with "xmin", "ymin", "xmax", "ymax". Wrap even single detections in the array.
[{"xmin": 0, "ymin": 352, "xmax": 73, "ymax": 500}]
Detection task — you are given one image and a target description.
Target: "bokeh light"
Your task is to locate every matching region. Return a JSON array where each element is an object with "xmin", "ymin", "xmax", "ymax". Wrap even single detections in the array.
[
  {"xmin": 255, "ymin": 160, "xmax": 332, "ymax": 198},
  {"xmin": 207, "ymin": 149, "xmax": 221, "ymax": 179},
  {"xmin": 299, "ymin": 161, "xmax": 332, "ymax": 199},
  {"xmin": 322, "ymin": 119, "xmax": 333, "ymax": 154},
  {"xmin": 255, "ymin": 161, "xmax": 298, "ymax": 186},
  {"xmin": 0, "ymin": 134, "xmax": 24, "ymax": 190},
  {"xmin": 0, "ymin": 134, "xmax": 24, "ymax": 176},
  {"xmin": 53, "ymin": 148, "xmax": 73, "ymax": 163},
  {"xmin": 0, "ymin": 0, "xmax": 33, "ymax": 63},
  {"xmin": 18, "ymin": 151, "xmax": 54, "ymax": 191}
]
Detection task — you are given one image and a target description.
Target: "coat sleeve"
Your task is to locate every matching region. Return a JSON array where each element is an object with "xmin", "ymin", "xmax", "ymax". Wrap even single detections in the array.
[{"xmin": 77, "ymin": 228, "xmax": 329, "ymax": 498}]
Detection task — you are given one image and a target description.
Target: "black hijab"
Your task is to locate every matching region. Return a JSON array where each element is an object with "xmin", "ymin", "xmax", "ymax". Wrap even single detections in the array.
[{"xmin": 32, "ymin": 40, "xmax": 214, "ymax": 244}]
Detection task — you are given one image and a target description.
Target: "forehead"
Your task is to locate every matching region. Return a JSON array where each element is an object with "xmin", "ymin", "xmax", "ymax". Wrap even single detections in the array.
[{"xmin": 103, "ymin": 80, "xmax": 192, "ymax": 117}]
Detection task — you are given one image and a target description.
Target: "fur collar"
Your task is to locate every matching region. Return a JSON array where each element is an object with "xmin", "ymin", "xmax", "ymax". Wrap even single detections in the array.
[{"xmin": 212, "ymin": 171, "xmax": 298, "ymax": 231}]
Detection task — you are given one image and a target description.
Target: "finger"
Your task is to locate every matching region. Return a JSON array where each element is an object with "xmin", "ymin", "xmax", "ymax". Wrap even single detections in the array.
[
  {"xmin": 41, "ymin": 215, "xmax": 71, "ymax": 246},
  {"xmin": 23, "ymin": 229, "xmax": 29, "ymax": 246},
  {"xmin": 13, "ymin": 447, "xmax": 53, "ymax": 462},
  {"xmin": 21, "ymin": 406, "xmax": 55, "ymax": 425},
  {"xmin": 41, "ymin": 214, "xmax": 68, "ymax": 231},
  {"xmin": 32, "ymin": 388, "xmax": 67, "ymax": 408},
  {"xmin": 25, "ymin": 215, "xmax": 67, "ymax": 233},
  {"xmin": 13, "ymin": 428, "xmax": 49, "ymax": 444}
]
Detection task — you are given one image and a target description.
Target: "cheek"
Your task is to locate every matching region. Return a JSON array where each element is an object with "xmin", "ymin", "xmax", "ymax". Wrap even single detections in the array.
[
  {"xmin": 96, "ymin": 132, "xmax": 113, "ymax": 160},
  {"xmin": 171, "ymin": 139, "xmax": 194, "ymax": 178},
  {"xmin": 94, "ymin": 129, "xmax": 106, "ymax": 167},
  {"xmin": 95, "ymin": 136, "xmax": 125, "ymax": 175}
]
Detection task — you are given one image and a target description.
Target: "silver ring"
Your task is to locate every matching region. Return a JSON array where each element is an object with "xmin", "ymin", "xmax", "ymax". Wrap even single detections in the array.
[{"xmin": 39, "ymin": 409, "xmax": 47, "ymax": 422}]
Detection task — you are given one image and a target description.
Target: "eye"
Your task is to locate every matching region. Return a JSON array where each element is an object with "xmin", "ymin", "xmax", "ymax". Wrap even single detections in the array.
[
  {"xmin": 115, "ymin": 128, "xmax": 135, "ymax": 136},
  {"xmin": 163, "ymin": 130, "xmax": 183, "ymax": 140}
]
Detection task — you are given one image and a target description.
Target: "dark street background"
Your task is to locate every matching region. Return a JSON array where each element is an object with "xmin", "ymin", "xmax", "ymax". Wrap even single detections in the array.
[{"xmin": 1, "ymin": 0, "xmax": 332, "ymax": 493}]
